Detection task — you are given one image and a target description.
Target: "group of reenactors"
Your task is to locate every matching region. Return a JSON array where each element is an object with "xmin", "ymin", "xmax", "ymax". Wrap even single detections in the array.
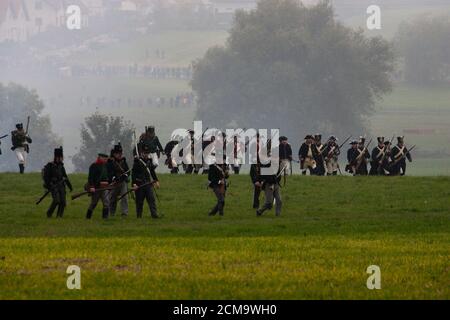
[{"xmin": 2, "ymin": 121, "xmax": 414, "ymax": 219}]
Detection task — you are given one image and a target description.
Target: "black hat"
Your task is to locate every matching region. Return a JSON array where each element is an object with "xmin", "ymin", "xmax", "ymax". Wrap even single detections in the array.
[
  {"xmin": 377, "ymin": 137, "xmax": 385, "ymax": 143},
  {"xmin": 54, "ymin": 146, "xmax": 63, "ymax": 158},
  {"xmin": 16, "ymin": 123, "xmax": 23, "ymax": 130},
  {"xmin": 304, "ymin": 134, "xmax": 313, "ymax": 140},
  {"xmin": 98, "ymin": 153, "xmax": 109, "ymax": 158},
  {"xmin": 146, "ymin": 126, "xmax": 155, "ymax": 133},
  {"xmin": 359, "ymin": 136, "xmax": 366, "ymax": 144},
  {"xmin": 350, "ymin": 140, "xmax": 358, "ymax": 145},
  {"xmin": 397, "ymin": 136, "xmax": 404, "ymax": 143},
  {"xmin": 314, "ymin": 134, "xmax": 322, "ymax": 141},
  {"xmin": 329, "ymin": 135, "xmax": 337, "ymax": 141},
  {"xmin": 112, "ymin": 143, "xmax": 123, "ymax": 154},
  {"xmin": 279, "ymin": 136, "xmax": 288, "ymax": 141},
  {"xmin": 384, "ymin": 141, "xmax": 390, "ymax": 146}
]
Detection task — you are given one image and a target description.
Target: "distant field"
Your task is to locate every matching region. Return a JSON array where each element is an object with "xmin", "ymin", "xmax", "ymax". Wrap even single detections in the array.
[{"xmin": 0, "ymin": 173, "xmax": 448, "ymax": 299}]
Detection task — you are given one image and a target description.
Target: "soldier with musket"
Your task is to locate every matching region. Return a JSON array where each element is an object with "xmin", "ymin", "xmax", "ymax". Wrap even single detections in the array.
[
  {"xmin": 390, "ymin": 136, "xmax": 413, "ymax": 176},
  {"xmin": 86, "ymin": 153, "xmax": 111, "ymax": 219},
  {"xmin": 279, "ymin": 136, "xmax": 292, "ymax": 175},
  {"xmin": 107, "ymin": 143, "xmax": 130, "ymax": 217},
  {"xmin": 298, "ymin": 135, "xmax": 320, "ymax": 175},
  {"xmin": 370, "ymin": 137, "xmax": 391, "ymax": 175},
  {"xmin": 11, "ymin": 122, "xmax": 32, "ymax": 174},
  {"xmin": 323, "ymin": 135, "xmax": 340, "ymax": 176},
  {"xmin": 132, "ymin": 144, "xmax": 160, "ymax": 218},
  {"xmin": 313, "ymin": 134, "xmax": 326, "ymax": 176},
  {"xmin": 207, "ymin": 154, "xmax": 229, "ymax": 216},
  {"xmin": 249, "ymin": 133, "xmax": 262, "ymax": 209},
  {"xmin": 139, "ymin": 126, "xmax": 164, "ymax": 168},
  {"xmin": 164, "ymin": 139, "xmax": 180, "ymax": 174},
  {"xmin": 42, "ymin": 147, "xmax": 72, "ymax": 218},
  {"xmin": 255, "ymin": 155, "xmax": 283, "ymax": 217}
]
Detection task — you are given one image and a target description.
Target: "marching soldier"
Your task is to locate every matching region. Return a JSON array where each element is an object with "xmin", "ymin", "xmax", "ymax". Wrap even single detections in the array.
[
  {"xmin": 42, "ymin": 147, "xmax": 72, "ymax": 218},
  {"xmin": 132, "ymin": 144, "xmax": 160, "ymax": 218},
  {"xmin": 139, "ymin": 126, "xmax": 164, "ymax": 168},
  {"xmin": 164, "ymin": 139, "xmax": 180, "ymax": 174},
  {"xmin": 107, "ymin": 143, "xmax": 130, "ymax": 217},
  {"xmin": 346, "ymin": 140, "xmax": 359, "ymax": 175},
  {"xmin": 356, "ymin": 137, "xmax": 371, "ymax": 175},
  {"xmin": 390, "ymin": 136, "xmax": 412, "ymax": 176},
  {"xmin": 298, "ymin": 135, "xmax": 319, "ymax": 175},
  {"xmin": 207, "ymin": 155, "xmax": 229, "ymax": 216},
  {"xmin": 279, "ymin": 136, "xmax": 292, "ymax": 175},
  {"xmin": 256, "ymin": 155, "xmax": 283, "ymax": 217},
  {"xmin": 370, "ymin": 137, "xmax": 391, "ymax": 175},
  {"xmin": 323, "ymin": 135, "xmax": 340, "ymax": 175},
  {"xmin": 314, "ymin": 134, "xmax": 326, "ymax": 176},
  {"xmin": 11, "ymin": 123, "xmax": 32, "ymax": 174},
  {"xmin": 86, "ymin": 153, "xmax": 111, "ymax": 219}
]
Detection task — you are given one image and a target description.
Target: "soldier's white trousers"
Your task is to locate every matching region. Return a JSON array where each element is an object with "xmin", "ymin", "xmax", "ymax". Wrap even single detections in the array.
[
  {"xmin": 150, "ymin": 152, "xmax": 159, "ymax": 167},
  {"xmin": 280, "ymin": 159, "xmax": 291, "ymax": 175},
  {"xmin": 326, "ymin": 158, "xmax": 339, "ymax": 174},
  {"xmin": 15, "ymin": 147, "xmax": 27, "ymax": 165}
]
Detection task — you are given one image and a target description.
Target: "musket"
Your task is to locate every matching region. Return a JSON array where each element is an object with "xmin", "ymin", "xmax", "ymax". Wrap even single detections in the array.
[
  {"xmin": 25, "ymin": 116, "xmax": 30, "ymax": 135},
  {"xmin": 36, "ymin": 179, "xmax": 67, "ymax": 205},
  {"xmin": 71, "ymin": 185, "xmax": 117, "ymax": 201},
  {"xmin": 0, "ymin": 134, "xmax": 8, "ymax": 140},
  {"xmin": 354, "ymin": 138, "xmax": 372, "ymax": 172},
  {"xmin": 117, "ymin": 180, "xmax": 155, "ymax": 201},
  {"xmin": 377, "ymin": 135, "xmax": 395, "ymax": 174}
]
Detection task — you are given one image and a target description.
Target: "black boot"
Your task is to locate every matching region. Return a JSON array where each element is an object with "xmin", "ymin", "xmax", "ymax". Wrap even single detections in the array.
[
  {"xmin": 102, "ymin": 208, "xmax": 109, "ymax": 219},
  {"xmin": 86, "ymin": 209, "xmax": 93, "ymax": 219},
  {"xmin": 19, "ymin": 164, "xmax": 24, "ymax": 174}
]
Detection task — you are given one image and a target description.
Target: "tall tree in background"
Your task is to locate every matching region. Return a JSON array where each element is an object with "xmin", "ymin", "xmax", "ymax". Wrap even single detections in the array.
[
  {"xmin": 192, "ymin": 0, "xmax": 394, "ymax": 137},
  {"xmin": 72, "ymin": 113, "xmax": 134, "ymax": 172},
  {"xmin": 395, "ymin": 15, "xmax": 450, "ymax": 85},
  {"xmin": 0, "ymin": 83, "xmax": 61, "ymax": 172}
]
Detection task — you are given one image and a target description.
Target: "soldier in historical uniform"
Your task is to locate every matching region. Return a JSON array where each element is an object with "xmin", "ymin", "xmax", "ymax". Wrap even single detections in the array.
[
  {"xmin": 107, "ymin": 143, "xmax": 130, "ymax": 217},
  {"xmin": 164, "ymin": 139, "xmax": 180, "ymax": 174},
  {"xmin": 207, "ymin": 155, "xmax": 229, "ymax": 216},
  {"xmin": 298, "ymin": 135, "xmax": 319, "ymax": 175},
  {"xmin": 390, "ymin": 136, "xmax": 412, "ymax": 176},
  {"xmin": 279, "ymin": 136, "xmax": 292, "ymax": 175},
  {"xmin": 11, "ymin": 123, "xmax": 32, "ymax": 174},
  {"xmin": 346, "ymin": 138, "xmax": 370, "ymax": 176},
  {"xmin": 183, "ymin": 129, "xmax": 196, "ymax": 174},
  {"xmin": 139, "ymin": 126, "xmax": 164, "ymax": 168},
  {"xmin": 370, "ymin": 137, "xmax": 391, "ymax": 175},
  {"xmin": 346, "ymin": 140, "xmax": 359, "ymax": 175},
  {"xmin": 42, "ymin": 147, "xmax": 73, "ymax": 218},
  {"xmin": 86, "ymin": 153, "xmax": 111, "ymax": 219},
  {"xmin": 132, "ymin": 144, "xmax": 160, "ymax": 218},
  {"xmin": 313, "ymin": 134, "xmax": 326, "ymax": 176},
  {"xmin": 323, "ymin": 135, "xmax": 340, "ymax": 175},
  {"xmin": 255, "ymin": 157, "xmax": 283, "ymax": 217}
]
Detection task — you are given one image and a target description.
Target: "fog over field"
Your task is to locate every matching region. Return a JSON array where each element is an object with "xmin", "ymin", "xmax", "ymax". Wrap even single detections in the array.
[{"xmin": 0, "ymin": 0, "xmax": 449, "ymax": 174}]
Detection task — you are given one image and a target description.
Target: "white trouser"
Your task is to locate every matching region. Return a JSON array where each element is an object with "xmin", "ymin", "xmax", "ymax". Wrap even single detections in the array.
[
  {"xmin": 15, "ymin": 147, "xmax": 27, "ymax": 165},
  {"xmin": 150, "ymin": 152, "xmax": 159, "ymax": 167},
  {"xmin": 326, "ymin": 158, "xmax": 338, "ymax": 174},
  {"xmin": 280, "ymin": 159, "xmax": 291, "ymax": 175}
]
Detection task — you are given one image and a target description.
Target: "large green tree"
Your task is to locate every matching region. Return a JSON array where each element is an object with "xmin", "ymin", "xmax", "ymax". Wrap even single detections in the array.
[
  {"xmin": 0, "ymin": 83, "xmax": 61, "ymax": 172},
  {"xmin": 192, "ymin": 0, "xmax": 394, "ymax": 138},
  {"xmin": 395, "ymin": 15, "xmax": 450, "ymax": 85},
  {"xmin": 72, "ymin": 113, "xmax": 134, "ymax": 172}
]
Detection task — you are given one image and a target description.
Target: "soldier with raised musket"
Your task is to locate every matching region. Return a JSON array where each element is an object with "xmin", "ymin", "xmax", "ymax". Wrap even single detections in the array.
[
  {"xmin": 42, "ymin": 147, "xmax": 72, "ymax": 218},
  {"xmin": 86, "ymin": 153, "xmax": 111, "ymax": 219},
  {"xmin": 11, "ymin": 122, "xmax": 32, "ymax": 174},
  {"xmin": 107, "ymin": 143, "xmax": 130, "ymax": 217},
  {"xmin": 370, "ymin": 137, "xmax": 391, "ymax": 175},
  {"xmin": 323, "ymin": 135, "xmax": 341, "ymax": 176},
  {"xmin": 390, "ymin": 136, "xmax": 413, "ymax": 176},
  {"xmin": 298, "ymin": 135, "xmax": 319, "ymax": 175},
  {"xmin": 207, "ymin": 155, "xmax": 229, "ymax": 216},
  {"xmin": 131, "ymin": 144, "xmax": 160, "ymax": 218}
]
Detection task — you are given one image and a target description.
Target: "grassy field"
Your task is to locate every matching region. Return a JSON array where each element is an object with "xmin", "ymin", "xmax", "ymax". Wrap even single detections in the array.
[{"xmin": 0, "ymin": 173, "xmax": 448, "ymax": 299}]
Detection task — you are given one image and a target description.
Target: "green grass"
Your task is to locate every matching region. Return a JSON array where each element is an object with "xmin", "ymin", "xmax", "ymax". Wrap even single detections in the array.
[{"xmin": 0, "ymin": 173, "xmax": 448, "ymax": 299}]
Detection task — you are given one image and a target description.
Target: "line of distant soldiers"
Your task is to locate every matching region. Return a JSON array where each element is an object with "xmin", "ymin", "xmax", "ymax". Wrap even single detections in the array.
[{"xmin": 3, "ymin": 122, "xmax": 413, "ymax": 220}]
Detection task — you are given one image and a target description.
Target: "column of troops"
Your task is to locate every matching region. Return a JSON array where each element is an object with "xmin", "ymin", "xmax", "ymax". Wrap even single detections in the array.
[{"xmin": 2, "ymin": 123, "xmax": 413, "ymax": 220}]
